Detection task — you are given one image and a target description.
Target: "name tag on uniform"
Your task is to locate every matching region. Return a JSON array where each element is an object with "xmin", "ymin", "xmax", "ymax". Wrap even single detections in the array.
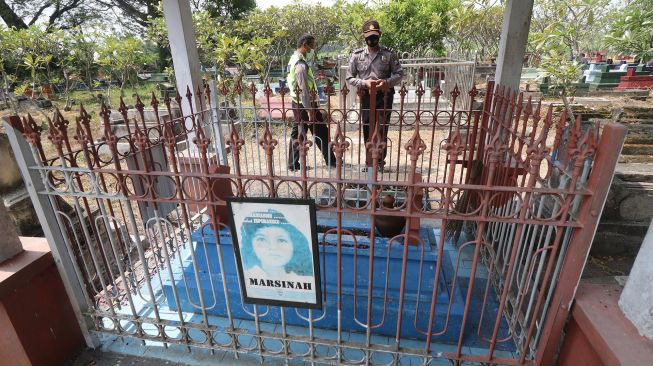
[{"xmin": 381, "ymin": 55, "xmax": 389, "ymax": 63}]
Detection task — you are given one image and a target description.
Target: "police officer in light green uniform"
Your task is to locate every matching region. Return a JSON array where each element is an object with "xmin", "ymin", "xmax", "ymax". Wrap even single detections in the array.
[
  {"xmin": 346, "ymin": 19, "xmax": 403, "ymax": 171},
  {"xmin": 286, "ymin": 34, "xmax": 336, "ymax": 171}
]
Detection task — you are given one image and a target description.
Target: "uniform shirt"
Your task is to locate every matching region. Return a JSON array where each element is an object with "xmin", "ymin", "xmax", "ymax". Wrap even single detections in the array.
[
  {"xmin": 294, "ymin": 62, "xmax": 313, "ymax": 107},
  {"xmin": 346, "ymin": 46, "xmax": 403, "ymax": 89}
]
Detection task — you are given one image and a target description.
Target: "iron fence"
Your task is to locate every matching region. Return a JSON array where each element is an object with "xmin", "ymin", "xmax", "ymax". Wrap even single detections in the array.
[
  {"xmin": 338, "ymin": 56, "xmax": 476, "ymax": 110},
  {"xmin": 3, "ymin": 79, "xmax": 625, "ymax": 366}
]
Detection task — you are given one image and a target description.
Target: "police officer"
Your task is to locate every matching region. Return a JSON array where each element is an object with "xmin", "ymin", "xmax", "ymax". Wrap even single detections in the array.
[
  {"xmin": 287, "ymin": 34, "xmax": 336, "ymax": 171},
  {"xmin": 346, "ymin": 19, "xmax": 403, "ymax": 172}
]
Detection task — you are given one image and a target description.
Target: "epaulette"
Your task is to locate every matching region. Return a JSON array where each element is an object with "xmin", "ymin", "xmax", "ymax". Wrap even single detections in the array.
[
  {"xmin": 353, "ymin": 48, "xmax": 364, "ymax": 54},
  {"xmin": 381, "ymin": 46, "xmax": 395, "ymax": 54}
]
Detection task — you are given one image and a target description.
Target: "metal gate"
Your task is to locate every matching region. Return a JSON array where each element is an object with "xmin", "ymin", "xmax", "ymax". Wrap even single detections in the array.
[{"xmin": 4, "ymin": 80, "xmax": 625, "ymax": 365}]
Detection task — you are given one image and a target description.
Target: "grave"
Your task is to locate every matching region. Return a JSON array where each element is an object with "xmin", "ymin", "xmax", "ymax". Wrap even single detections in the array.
[
  {"xmin": 538, "ymin": 76, "xmax": 589, "ymax": 95},
  {"xmin": 588, "ymin": 64, "xmax": 650, "ymax": 91},
  {"xmin": 160, "ymin": 213, "xmax": 513, "ymax": 347},
  {"xmin": 616, "ymin": 66, "xmax": 653, "ymax": 90}
]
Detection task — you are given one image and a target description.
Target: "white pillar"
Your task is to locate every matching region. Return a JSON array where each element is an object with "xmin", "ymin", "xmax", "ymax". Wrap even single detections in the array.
[
  {"xmin": 619, "ymin": 219, "xmax": 653, "ymax": 340},
  {"xmin": 162, "ymin": 0, "xmax": 202, "ymax": 112},
  {"xmin": 494, "ymin": 0, "xmax": 534, "ymax": 92}
]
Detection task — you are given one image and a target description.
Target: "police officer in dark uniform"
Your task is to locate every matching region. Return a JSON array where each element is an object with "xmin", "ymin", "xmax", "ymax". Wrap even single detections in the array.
[{"xmin": 346, "ymin": 19, "xmax": 403, "ymax": 171}]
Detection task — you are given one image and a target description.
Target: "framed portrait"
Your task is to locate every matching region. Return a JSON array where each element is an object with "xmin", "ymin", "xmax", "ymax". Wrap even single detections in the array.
[{"xmin": 226, "ymin": 197, "xmax": 322, "ymax": 309}]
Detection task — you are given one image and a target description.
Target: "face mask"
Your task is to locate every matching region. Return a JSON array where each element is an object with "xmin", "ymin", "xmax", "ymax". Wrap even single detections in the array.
[{"xmin": 365, "ymin": 36, "xmax": 379, "ymax": 48}]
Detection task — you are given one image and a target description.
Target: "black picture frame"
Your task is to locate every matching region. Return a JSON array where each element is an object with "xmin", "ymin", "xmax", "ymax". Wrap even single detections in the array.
[{"xmin": 226, "ymin": 197, "xmax": 322, "ymax": 309}]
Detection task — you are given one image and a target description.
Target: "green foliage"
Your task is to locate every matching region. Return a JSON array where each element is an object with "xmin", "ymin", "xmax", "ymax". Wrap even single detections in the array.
[
  {"xmin": 537, "ymin": 48, "xmax": 583, "ymax": 96},
  {"xmin": 529, "ymin": 0, "xmax": 611, "ymax": 61},
  {"xmin": 332, "ymin": 0, "xmax": 378, "ymax": 53},
  {"xmin": 448, "ymin": 0, "xmax": 503, "ymax": 59},
  {"xmin": 267, "ymin": 2, "xmax": 340, "ymax": 55},
  {"xmin": 200, "ymin": 0, "xmax": 257, "ymax": 20},
  {"xmin": 377, "ymin": 0, "xmax": 451, "ymax": 54},
  {"xmin": 96, "ymin": 35, "xmax": 157, "ymax": 96},
  {"xmin": 604, "ymin": 0, "xmax": 653, "ymax": 63}
]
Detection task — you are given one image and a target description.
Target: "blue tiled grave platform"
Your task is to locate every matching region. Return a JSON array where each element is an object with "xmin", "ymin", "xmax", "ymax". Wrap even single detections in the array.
[{"xmin": 162, "ymin": 213, "xmax": 512, "ymax": 348}]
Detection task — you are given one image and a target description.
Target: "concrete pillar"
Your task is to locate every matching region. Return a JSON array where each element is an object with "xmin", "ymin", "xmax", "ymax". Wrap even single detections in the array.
[
  {"xmin": 494, "ymin": 0, "xmax": 534, "ymax": 92},
  {"xmin": 619, "ymin": 219, "xmax": 653, "ymax": 340},
  {"xmin": 162, "ymin": 0, "xmax": 202, "ymax": 112},
  {"xmin": 0, "ymin": 198, "xmax": 22, "ymax": 262}
]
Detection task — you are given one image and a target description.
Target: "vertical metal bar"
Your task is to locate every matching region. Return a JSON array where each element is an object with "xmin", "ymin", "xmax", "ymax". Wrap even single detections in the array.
[
  {"xmin": 534, "ymin": 124, "xmax": 626, "ymax": 366},
  {"xmin": 208, "ymin": 80, "xmax": 227, "ymax": 165},
  {"xmin": 3, "ymin": 117, "xmax": 97, "ymax": 347},
  {"xmin": 454, "ymin": 128, "xmax": 505, "ymax": 365}
]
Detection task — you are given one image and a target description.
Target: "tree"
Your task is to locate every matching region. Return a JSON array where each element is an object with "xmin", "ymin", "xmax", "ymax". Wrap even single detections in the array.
[
  {"xmin": 537, "ymin": 48, "xmax": 583, "ymax": 96},
  {"xmin": 448, "ymin": 0, "xmax": 504, "ymax": 59},
  {"xmin": 377, "ymin": 0, "xmax": 452, "ymax": 54},
  {"xmin": 529, "ymin": 0, "xmax": 611, "ymax": 60},
  {"xmin": 96, "ymin": 36, "xmax": 157, "ymax": 97},
  {"xmin": 332, "ymin": 0, "xmax": 379, "ymax": 53},
  {"xmin": 192, "ymin": 0, "xmax": 256, "ymax": 20},
  {"xmin": 56, "ymin": 30, "xmax": 98, "ymax": 109},
  {"xmin": 0, "ymin": 0, "xmax": 100, "ymax": 30},
  {"xmin": 3, "ymin": 26, "xmax": 63, "ymax": 98},
  {"xmin": 99, "ymin": 0, "xmax": 159, "ymax": 30},
  {"xmin": 604, "ymin": 0, "xmax": 653, "ymax": 63}
]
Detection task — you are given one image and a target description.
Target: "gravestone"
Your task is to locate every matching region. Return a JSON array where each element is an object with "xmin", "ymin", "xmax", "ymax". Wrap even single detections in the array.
[{"xmin": 616, "ymin": 67, "xmax": 653, "ymax": 90}]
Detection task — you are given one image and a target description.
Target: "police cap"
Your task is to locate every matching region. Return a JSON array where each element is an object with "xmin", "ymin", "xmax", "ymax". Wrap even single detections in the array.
[{"xmin": 362, "ymin": 19, "xmax": 381, "ymax": 36}]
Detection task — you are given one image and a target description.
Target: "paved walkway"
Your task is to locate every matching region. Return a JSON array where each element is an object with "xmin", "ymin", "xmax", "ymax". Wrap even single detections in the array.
[{"xmin": 63, "ymin": 347, "xmax": 190, "ymax": 366}]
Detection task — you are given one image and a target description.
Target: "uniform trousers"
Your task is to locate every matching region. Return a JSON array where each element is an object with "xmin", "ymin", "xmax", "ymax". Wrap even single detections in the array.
[
  {"xmin": 361, "ymin": 89, "xmax": 394, "ymax": 167},
  {"xmin": 287, "ymin": 101, "xmax": 336, "ymax": 169}
]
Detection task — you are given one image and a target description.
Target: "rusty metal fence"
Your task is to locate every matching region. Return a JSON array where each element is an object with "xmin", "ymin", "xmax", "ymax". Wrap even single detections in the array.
[
  {"xmin": 3, "ymin": 79, "xmax": 625, "ymax": 366},
  {"xmin": 338, "ymin": 56, "xmax": 476, "ymax": 110}
]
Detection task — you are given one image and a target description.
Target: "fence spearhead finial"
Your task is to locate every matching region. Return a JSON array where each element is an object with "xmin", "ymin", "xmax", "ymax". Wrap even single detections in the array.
[
  {"xmin": 118, "ymin": 96, "xmax": 128, "ymax": 118},
  {"xmin": 150, "ymin": 91, "xmax": 159, "ymax": 110},
  {"xmin": 339, "ymin": 83, "xmax": 349, "ymax": 97},
  {"xmin": 258, "ymin": 123, "xmax": 277, "ymax": 155},
  {"xmin": 450, "ymin": 84, "xmax": 460, "ymax": 100},
  {"xmin": 74, "ymin": 117, "xmax": 90, "ymax": 146},
  {"xmin": 406, "ymin": 124, "xmax": 427, "ymax": 162},
  {"xmin": 468, "ymin": 85, "xmax": 478, "ymax": 99},
  {"xmin": 442, "ymin": 129, "xmax": 463, "ymax": 161},
  {"xmin": 330, "ymin": 123, "xmax": 350, "ymax": 158},
  {"xmin": 22, "ymin": 113, "xmax": 42, "ymax": 145},
  {"xmin": 135, "ymin": 94, "xmax": 145, "ymax": 113}
]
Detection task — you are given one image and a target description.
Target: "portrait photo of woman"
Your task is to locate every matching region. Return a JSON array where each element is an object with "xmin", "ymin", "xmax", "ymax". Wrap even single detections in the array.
[
  {"xmin": 228, "ymin": 199, "xmax": 321, "ymax": 307},
  {"xmin": 240, "ymin": 209, "xmax": 314, "ymax": 279}
]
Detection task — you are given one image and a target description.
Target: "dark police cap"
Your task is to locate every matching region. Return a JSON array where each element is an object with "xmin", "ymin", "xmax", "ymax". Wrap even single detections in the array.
[{"xmin": 362, "ymin": 19, "xmax": 380, "ymax": 36}]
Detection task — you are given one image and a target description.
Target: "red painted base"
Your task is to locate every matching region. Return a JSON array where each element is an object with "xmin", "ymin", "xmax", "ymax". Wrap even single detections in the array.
[
  {"xmin": 616, "ymin": 75, "xmax": 653, "ymax": 90},
  {"xmin": 557, "ymin": 283, "xmax": 653, "ymax": 365},
  {"xmin": 0, "ymin": 237, "xmax": 84, "ymax": 366}
]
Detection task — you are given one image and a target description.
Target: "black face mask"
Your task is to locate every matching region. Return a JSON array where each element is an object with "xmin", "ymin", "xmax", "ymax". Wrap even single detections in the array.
[{"xmin": 365, "ymin": 36, "xmax": 379, "ymax": 48}]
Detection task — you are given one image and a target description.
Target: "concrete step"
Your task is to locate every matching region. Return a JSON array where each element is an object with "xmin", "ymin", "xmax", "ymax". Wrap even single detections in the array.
[
  {"xmin": 622, "ymin": 105, "xmax": 653, "ymax": 117},
  {"xmin": 615, "ymin": 163, "xmax": 653, "ymax": 183},
  {"xmin": 618, "ymin": 155, "xmax": 653, "ymax": 164},
  {"xmin": 624, "ymin": 124, "xmax": 653, "ymax": 145},
  {"xmin": 621, "ymin": 118, "xmax": 653, "ymax": 125},
  {"xmin": 621, "ymin": 144, "xmax": 653, "ymax": 156}
]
